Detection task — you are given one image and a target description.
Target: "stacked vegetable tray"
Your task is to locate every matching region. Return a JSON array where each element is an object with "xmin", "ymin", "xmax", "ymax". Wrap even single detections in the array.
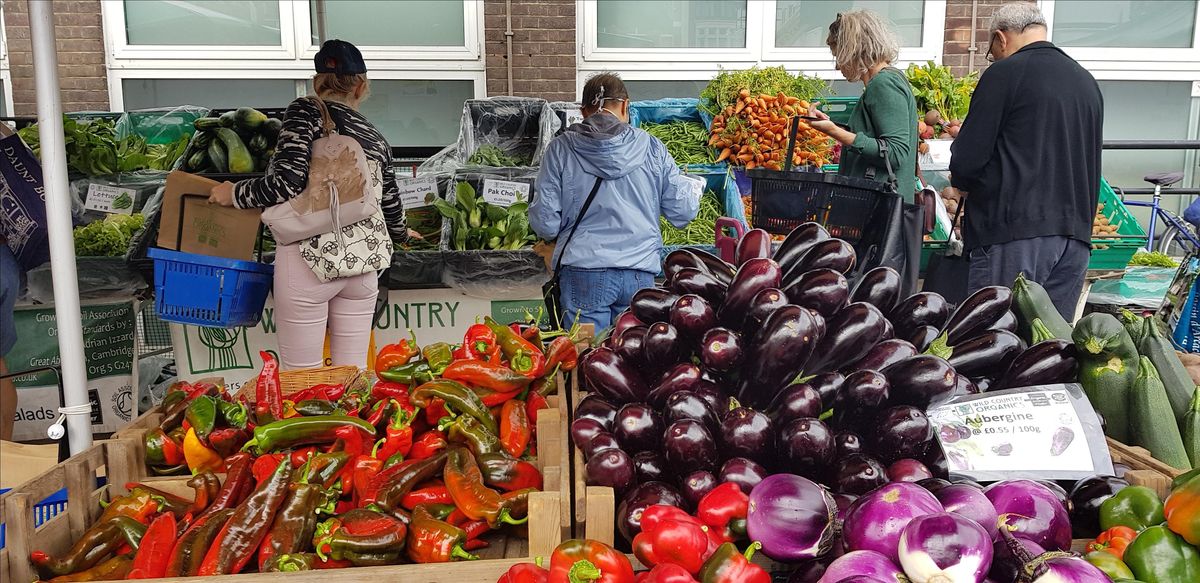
[
  {"xmin": 1090, "ymin": 178, "xmax": 1149, "ymax": 271},
  {"xmin": 4, "ymin": 319, "xmax": 580, "ymax": 581},
  {"xmin": 569, "ymin": 223, "xmax": 1200, "ymax": 582}
]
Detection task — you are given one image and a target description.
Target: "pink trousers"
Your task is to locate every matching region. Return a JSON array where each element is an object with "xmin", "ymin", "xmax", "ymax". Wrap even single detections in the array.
[{"xmin": 273, "ymin": 244, "xmax": 378, "ymax": 370}]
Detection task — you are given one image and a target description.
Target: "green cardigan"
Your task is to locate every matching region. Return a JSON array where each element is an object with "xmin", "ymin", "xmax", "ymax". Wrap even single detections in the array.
[{"xmin": 838, "ymin": 68, "xmax": 919, "ymax": 202}]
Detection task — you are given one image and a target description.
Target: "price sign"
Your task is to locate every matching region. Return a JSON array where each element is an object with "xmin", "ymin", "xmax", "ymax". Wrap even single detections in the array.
[
  {"xmin": 397, "ymin": 175, "xmax": 439, "ymax": 210},
  {"xmin": 927, "ymin": 384, "xmax": 1113, "ymax": 480},
  {"xmin": 85, "ymin": 184, "xmax": 137, "ymax": 215},
  {"xmin": 564, "ymin": 109, "xmax": 583, "ymax": 128},
  {"xmin": 481, "ymin": 179, "xmax": 530, "ymax": 207}
]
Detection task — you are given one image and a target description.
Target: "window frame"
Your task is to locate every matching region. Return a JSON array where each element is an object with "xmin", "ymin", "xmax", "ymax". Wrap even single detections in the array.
[
  {"xmin": 1040, "ymin": 0, "xmax": 1200, "ymax": 77},
  {"xmin": 0, "ymin": 3, "xmax": 12, "ymax": 116}
]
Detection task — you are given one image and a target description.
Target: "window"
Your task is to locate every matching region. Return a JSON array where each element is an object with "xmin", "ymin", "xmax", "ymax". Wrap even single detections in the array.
[
  {"xmin": 775, "ymin": 0, "xmax": 925, "ymax": 48},
  {"xmin": 597, "ymin": 0, "xmax": 747, "ymax": 49},
  {"xmin": 309, "ymin": 0, "xmax": 466, "ymax": 47},
  {"xmin": 1052, "ymin": 0, "xmax": 1195, "ymax": 49},
  {"xmin": 624, "ymin": 80, "xmax": 710, "ymax": 100},
  {"xmin": 123, "ymin": 1, "xmax": 283, "ymax": 46},
  {"xmin": 121, "ymin": 79, "xmax": 299, "ymax": 111},
  {"xmin": 303, "ymin": 78, "xmax": 476, "ymax": 147}
]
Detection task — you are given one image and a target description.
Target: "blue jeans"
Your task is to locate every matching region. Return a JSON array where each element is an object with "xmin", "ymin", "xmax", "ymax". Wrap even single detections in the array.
[{"xmin": 559, "ymin": 267, "xmax": 654, "ymax": 331}]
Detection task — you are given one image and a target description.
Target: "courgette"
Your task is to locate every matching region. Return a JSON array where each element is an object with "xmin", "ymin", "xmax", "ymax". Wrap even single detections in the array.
[
  {"xmin": 1184, "ymin": 387, "xmax": 1200, "ymax": 468},
  {"xmin": 1014, "ymin": 273, "xmax": 1073, "ymax": 343},
  {"xmin": 193, "ymin": 117, "xmax": 221, "ymax": 131},
  {"xmin": 187, "ymin": 149, "xmax": 208, "ymax": 172},
  {"xmin": 1139, "ymin": 317, "xmax": 1197, "ymax": 423},
  {"xmin": 193, "ymin": 130, "xmax": 214, "ymax": 149},
  {"xmin": 234, "ymin": 107, "xmax": 268, "ymax": 130},
  {"xmin": 207, "ymin": 142, "xmax": 229, "ymax": 173},
  {"xmin": 1120, "ymin": 309, "xmax": 1149, "ymax": 347},
  {"xmin": 248, "ymin": 134, "xmax": 269, "ymax": 154},
  {"xmin": 218, "ymin": 110, "xmax": 237, "ymax": 128},
  {"xmin": 1074, "ymin": 313, "xmax": 1139, "ymax": 442},
  {"xmin": 1130, "ymin": 356, "xmax": 1192, "ymax": 469},
  {"xmin": 215, "ymin": 128, "xmax": 254, "ymax": 174},
  {"xmin": 262, "ymin": 118, "xmax": 283, "ymax": 141}
]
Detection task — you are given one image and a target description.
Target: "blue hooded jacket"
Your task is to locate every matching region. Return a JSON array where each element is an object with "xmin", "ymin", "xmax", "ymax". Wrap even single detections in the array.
[{"xmin": 531, "ymin": 112, "xmax": 701, "ymax": 273}]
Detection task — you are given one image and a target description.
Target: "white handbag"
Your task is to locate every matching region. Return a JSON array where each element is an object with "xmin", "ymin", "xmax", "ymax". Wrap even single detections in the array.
[{"xmin": 262, "ymin": 97, "xmax": 380, "ymax": 247}]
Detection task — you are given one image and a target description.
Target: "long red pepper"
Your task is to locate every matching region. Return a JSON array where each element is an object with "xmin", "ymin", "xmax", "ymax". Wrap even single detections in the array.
[
  {"xmin": 126, "ymin": 512, "xmax": 176, "ymax": 579},
  {"xmin": 255, "ymin": 351, "xmax": 283, "ymax": 425},
  {"xmin": 500, "ymin": 399, "xmax": 532, "ymax": 457}
]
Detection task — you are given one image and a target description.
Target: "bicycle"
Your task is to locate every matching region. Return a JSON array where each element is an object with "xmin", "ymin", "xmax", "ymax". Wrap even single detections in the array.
[{"xmin": 1116, "ymin": 171, "xmax": 1200, "ymax": 256}]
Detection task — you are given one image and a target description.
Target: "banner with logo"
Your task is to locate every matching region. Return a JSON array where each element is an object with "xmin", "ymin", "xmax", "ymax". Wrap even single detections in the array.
[
  {"xmin": 170, "ymin": 288, "xmax": 543, "ymax": 394},
  {"xmin": 8, "ymin": 300, "xmax": 137, "ymax": 441}
]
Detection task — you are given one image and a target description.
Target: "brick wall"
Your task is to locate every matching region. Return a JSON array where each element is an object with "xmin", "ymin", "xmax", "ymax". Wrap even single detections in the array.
[
  {"xmin": 942, "ymin": 0, "xmax": 1035, "ymax": 77},
  {"xmin": 4, "ymin": 0, "xmax": 110, "ymax": 116},
  {"xmin": 483, "ymin": 0, "xmax": 576, "ymax": 101}
]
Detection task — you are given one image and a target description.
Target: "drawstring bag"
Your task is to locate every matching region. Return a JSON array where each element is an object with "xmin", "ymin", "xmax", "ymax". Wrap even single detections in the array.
[{"xmin": 262, "ymin": 97, "xmax": 380, "ymax": 248}]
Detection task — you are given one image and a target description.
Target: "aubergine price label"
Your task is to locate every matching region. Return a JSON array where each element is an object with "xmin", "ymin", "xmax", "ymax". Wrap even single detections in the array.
[
  {"xmin": 481, "ymin": 179, "xmax": 530, "ymax": 207},
  {"xmin": 927, "ymin": 384, "xmax": 1113, "ymax": 481},
  {"xmin": 85, "ymin": 183, "xmax": 137, "ymax": 215},
  {"xmin": 397, "ymin": 175, "xmax": 439, "ymax": 210}
]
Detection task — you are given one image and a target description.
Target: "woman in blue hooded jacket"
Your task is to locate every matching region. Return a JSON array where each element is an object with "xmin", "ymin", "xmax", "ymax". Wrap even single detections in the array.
[{"xmin": 531, "ymin": 73, "xmax": 701, "ymax": 329}]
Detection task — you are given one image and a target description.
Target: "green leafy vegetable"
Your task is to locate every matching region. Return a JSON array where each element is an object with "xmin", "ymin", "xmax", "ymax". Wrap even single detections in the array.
[
  {"xmin": 1129, "ymin": 251, "xmax": 1180, "ymax": 268},
  {"xmin": 467, "ymin": 145, "xmax": 532, "ymax": 167},
  {"xmin": 111, "ymin": 192, "xmax": 133, "ymax": 210},
  {"xmin": 435, "ymin": 181, "xmax": 535, "ymax": 250},
  {"xmin": 699, "ymin": 66, "xmax": 828, "ymax": 117},
  {"xmin": 642, "ymin": 121, "xmax": 716, "ymax": 165},
  {"xmin": 17, "ymin": 117, "xmax": 190, "ymax": 176},
  {"xmin": 905, "ymin": 61, "xmax": 977, "ymax": 122},
  {"xmin": 660, "ymin": 191, "xmax": 722, "ymax": 246},
  {"xmin": 73, "ymin": 213, "xmax": 145, "ymax": 257}
]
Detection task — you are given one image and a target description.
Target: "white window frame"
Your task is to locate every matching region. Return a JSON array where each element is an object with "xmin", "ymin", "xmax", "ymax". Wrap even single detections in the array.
[
  {"xmin": 0, "ymin": 2, "xmax": 12, "ymax": 116},
  {"xmin": 296, "ymin": 0, "xmax": 483, "ymax": 62},
  {"xmin": 578, "ymin": 0, "xmax": 946, "ymax": 89},
  {"xmin": 102, "ymin": 0, "xmax": 300, "ymax": 61},
  {"xmin": 1040, "ymin": 0, "xmax": 1200, "ymax": 79}
]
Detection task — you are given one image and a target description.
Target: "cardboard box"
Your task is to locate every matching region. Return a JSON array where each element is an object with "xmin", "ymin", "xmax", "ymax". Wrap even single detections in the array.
[
  {"xmin": 156, "ymin": 170, "xmax": 262, "ymax": 261},
  {"xmin": 0, "ymin": 440, "xmax": 59, "ymax": 488}
]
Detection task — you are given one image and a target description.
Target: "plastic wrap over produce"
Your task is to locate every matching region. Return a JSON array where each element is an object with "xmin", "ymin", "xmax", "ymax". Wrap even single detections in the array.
[
  {"xmin": 390, "ymin": 171, "xmax": 452, "ymax": 287},
  {"xmin": 115, "ymin": 105, "xmax": 209, "ymax": 145},
  {"xmin": 533, "ymin": 101, "xmax": 583, "ymax": 162},
  {"xmin": 440, "ymin": 168, "xmax": 549, "ymax": 298},
  {"xmin": 69, "ymin": 171, "xmax": 168, "ymax": 224},
  {"xmin": 418, "ymin": 97, "xmax": 549, "ymax": 173},
  {"xmin": 25, "ymin": 257, "xmax": 146, "ymax": 303}
]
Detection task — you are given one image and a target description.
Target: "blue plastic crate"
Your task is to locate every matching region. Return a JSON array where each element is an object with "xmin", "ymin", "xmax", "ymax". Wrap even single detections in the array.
[
  {"xmin": 0, "ymin": 487, "xmax": 69, "ymax": 550},
  {"xmin": 148, "ymin": 247, "xmax": 273, "ymax": 328}
]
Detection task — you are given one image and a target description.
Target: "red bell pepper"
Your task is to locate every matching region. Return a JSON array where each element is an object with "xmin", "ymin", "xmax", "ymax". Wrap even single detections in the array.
[
  {"xmin": 498, "ymin": 562, "xmax": 550, "ymax": 583},
  {"xmin": 632, "ymin": 506, "xmax": 721, "ymax": 575},
  {"xmin": 410, "ymin": 430, "xmax": 448, "ymax": 460},
  {"xmin": 696, "ymin": 542, "xmax": 769, "ymax": 583},
  {"xmin": 126, "ymin": 512, "xmax": 176, "ymax": 579},
  {"xmin": 485, "ymin": 317, "xmax": 546, "ymax": 379},
  {"xmin": 636, "ymin": 563, "xmax": 699, "ymax": 583},
  {"xmin": 465, "ymin": 323, "xmax": 501, "ymax": 361},
  {"xmin": 695, "ymin": 483, "xmax": 749, "ymax": 543},
  {"xmin": 547, "ymin": 539, "xmax": 634, "ymax": 583},
  {"xmin": 255, "ymin": 351, "xmax": 283, "ymax": 425},
  {"xmin": 545, "ymin": 336, "xmax": 579, "ymax": 372},
  {"xmin": 1086, "ymin": 525, "xmax": 1138, "ymax": 560},
  {"xmin": 375, "ymin": 331, "xmax": 420, "ymax": 376}
]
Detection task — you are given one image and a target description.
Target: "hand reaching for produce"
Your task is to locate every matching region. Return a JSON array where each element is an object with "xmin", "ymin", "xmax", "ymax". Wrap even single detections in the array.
[{"xmin": 208, "ymin": 181, "xmax": 236, "ymax": 207}]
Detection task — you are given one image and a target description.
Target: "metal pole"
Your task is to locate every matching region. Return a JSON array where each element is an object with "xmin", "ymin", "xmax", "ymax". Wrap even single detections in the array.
[{"xmin": 29, "ymin": 0, "xmax": 92, "ymax": 455}]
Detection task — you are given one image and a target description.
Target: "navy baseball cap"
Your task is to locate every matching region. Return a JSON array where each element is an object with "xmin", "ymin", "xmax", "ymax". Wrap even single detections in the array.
[{"xmin": 315, "ymin": 40, "xmax": 367, "ymax": 75}]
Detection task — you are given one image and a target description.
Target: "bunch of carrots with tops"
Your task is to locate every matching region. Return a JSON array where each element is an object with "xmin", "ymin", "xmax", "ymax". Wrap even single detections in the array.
[{"xmin": 709, "ymin": 89, "xmax": 834, "ymax": 170}]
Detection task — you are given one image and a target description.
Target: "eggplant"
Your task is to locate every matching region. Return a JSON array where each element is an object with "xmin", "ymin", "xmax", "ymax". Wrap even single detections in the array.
[
  {"xmin": 581, "ymin": 347, "xmax": 648, "ymax": 403},
  {"xmin": 954, "ymin": 373, "xmax": 980, "ymax": 396},
  {"xmin": 785, "ymin": 238, "xmax": 856, "ymax": 278},
  {"xmin": 570, "ymin": 418, "xmax": 606, "ymax": 451},
  {"xmin": 681, "ymin": 470, "xmax": 718, "ymax": 509},
  {"xmin": 691, "ymin": 383, "xmax": 726, "ymax": 415},
  {"xmin": 942, "ymin": 285, "xmax": 1013, "ymax": 346},
  {"xmin": 890, "ymin": 292, "xmax": 951, "ymax": 336},
  {"xmin": 719, "ymin": 258, "xmax": 782, "ymax": 327},
  {"xmin": 611, "ymin": 325, "xmax": 647, "ymax": 367},
  {"xmin": 879, "ymin": 318, "xmax": 895, "ymax": 341},
  {"xmin": 574, "ymin": 394, "xmax": 618, "ymax": 430},
  {"xmin": 585, "ymin": 448, "xmax": 635, "ymax": 496},
  {"xmin": 1067, "ymin": 475, "xmax": 1129, "ymax": 538},
  {"xmin": 906, "ymin": 325, "xmax": 941, "ymax": 352},
  {"xmin": 669, "ymin": 294, "xmax": 717, "ymax": 340},
  {"xmin": 612, "ymin": 311, "xmax": 644, "ymax": 341},
  {"xmin": 872, "ymin": 405, "xmax": 935, "ymax": 464},
  {"xmin": 663, "ymin": 248, "xmax": 734, "ymax": 285},
  {"xmin": 773, "ymin": 222, "xmax": 830, "ymax": 273},
  {"xmin": 888, "ymin": 459, "xmax": 934, "ymax": 482},
  {"xmin": 918, "ymin": 478, "xmax": 953, "ymax": 494},
  {"xmin": 989, "ymin": 537, "xmax": 1046, "ymax": 583},
  {"xmin": 746, "ymin": 474, "xmax": 839, "ymax": 562},
  {"xmin": 783, "ymin": 268, "xmax": 849, "ymax": 317},
  {"xmin": 767, "ymin": 384, "xmax": 824, "ymax": 426},
  {"xmin": 663, "ymin": 419, "xmax": 719, "ymax": 475},
  {"xmin": 617, "ymin": 481, "xmax": 685, "ymax": 542},
  {"xmin": 996, "ymin": 339, "xmax": 1079, "ymax": 391},
  {"xmin": 849, "ymin": 266, "xmax": 903, "ymax": 314},
  {"xmin": 736, "ymin": 228, "xmax": 772, "ymax": 266},
  {"xmin": 632, "ymin": 451, "xmax": 667, "ymax": 483},
  {"xmin": 923, "ymin": 447, "xmax": 950, "ymax": 480},
  {"xmin": 583, "ymin": 431, "xmax": 621, "ymax": 459},
  {"xmin": 845, "ymin": 339, "xmax": 918, "ymax": 373},
  {"xmin": 719, "ymin": 405, "xmax": 775, "ymax": 467},
  {"xmin": 719, "ymin": 457, "xmax": 769, "ymax": 494},
  {"xmin": 833, "ymin": 453, "xmax": 890, "ymax": 495},
  {"xmin": 642, "ymin": 322, "xmax": 686, "ymax": 373},
  {"xmin": 834, "ymin": 370, "xmax": 890, "ymax": 412},
  {"xmin": 835, "ymin": 432, "xmax": 865, "ymax": 458},
  {"xmin": 779, "ymin": 417, "xmax": 835, "ymax": 476},
  {"xmin": 663, "ymin": 390, "xmax": 720, "ymax": 433},
  {"xmin": 630, "ymin": 288, "xmax": 679, "ymax": 325},
  {"xmin": 898, "ymin": 512, "xmax": 993, "ymax": 583},
  {"xmin": 614, "ymin": 403, "xmax": 664, "ymax": 453},
  {"xmin": 668, "ymin": 268, "xmax": 728, "ymax": 306},
  {"xmin": 883, "ymin": 355, "xmax": 958, "ymax": 408},
  {"xmin": 808, "ymin": 372, "xmax": 845, "ymax": 411},
  {"xmin": 743, "ymin": 287, "xmax": 789, "ymax": 335},
  {"xmin": 946, "ymin": 330, "xmax": 1026, "ymax": 379},
  {"xmin": 700, "ymin": 327, "xmax": 744, "ymax": 373},
  {"xmin": 646, "ymin": 362, "xmax": 702, "ymax": 408},
  {"xmin": 806, "ymin": 303, "xmax": 888, "ymax": 374},
  {"xmin": 735, "ymin": 305, "xmax": 823, "ymax": 409},
  {"xmin": 989, "ymin": 310, "xmax": 1018, "ymax": 333}
]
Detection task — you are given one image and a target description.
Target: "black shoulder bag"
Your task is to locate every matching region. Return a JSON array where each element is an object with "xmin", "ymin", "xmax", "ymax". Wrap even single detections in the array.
[{"xmin": 543, "ymin": 176, "xmax": 604, "ymax": 327}]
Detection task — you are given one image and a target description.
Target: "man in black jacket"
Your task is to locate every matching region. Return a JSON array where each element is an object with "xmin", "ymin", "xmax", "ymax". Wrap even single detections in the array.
[{"xmin": 950, "ymin": 2, "xmax": 1103, "ymax": 319}]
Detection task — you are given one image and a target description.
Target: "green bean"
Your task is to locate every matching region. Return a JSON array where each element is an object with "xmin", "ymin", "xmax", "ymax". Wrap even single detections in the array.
[
  {"xmin": 642, "ymin": 121, "xmax": 715, "ymax": 165},
  {"xmin": 660, "ymin": 192, "xmax": 722, "ymax": 245}
]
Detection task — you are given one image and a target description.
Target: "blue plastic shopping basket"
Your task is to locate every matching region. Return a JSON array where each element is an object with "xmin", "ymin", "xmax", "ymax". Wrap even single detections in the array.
[{"xmin": 149, "ymin": 193, "xmax": 273, "ymax": 328}]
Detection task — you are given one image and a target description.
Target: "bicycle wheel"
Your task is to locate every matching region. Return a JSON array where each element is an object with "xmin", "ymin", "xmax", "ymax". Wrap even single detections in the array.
[{"xmin": 1157, "ymin": 224, "xmax": 1199, "ymax": 257}]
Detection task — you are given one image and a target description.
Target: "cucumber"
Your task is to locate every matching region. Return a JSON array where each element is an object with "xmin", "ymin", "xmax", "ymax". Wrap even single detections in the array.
[
  {"xmin": 234, "ymin": 107, "xmax": 268, "ymax": 130},
  {"xmin": 207, "ymin": 142, "xmax": 229, "ymax": 173},
  {"xmin": 1013, "ymin": 273, "xmax": 1073, "ymax": 343},
  {"xmin": 218, "ymin": 110, "xmax": 237, "ymax": 128},
  {"xmin": 1139, "ymin": 317, "xmax": 1197, "ymax": 423},
  {"xmin": 215, "ymin": 128, "xmax": 254, "ymax": 174},
  {"xmin": 1074, "ymin": 313, "xmax": 1139, "ymax": 442},
  {"xmin": 1130, "ymin": 356, "xmax": 1192, "ymax": 469},
  {"xmin": 1184, "ymin": 387, "xmax": 1200, "ymax": 468},
  {"xmin": 193, "ymin": 117, "xmax": 221, "ymax": 131}
]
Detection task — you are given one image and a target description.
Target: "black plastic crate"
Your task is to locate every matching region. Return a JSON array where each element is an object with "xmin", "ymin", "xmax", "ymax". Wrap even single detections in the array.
[{"xmin": 747, "ymin": 168, "xmax": 887, "ymax": 243}]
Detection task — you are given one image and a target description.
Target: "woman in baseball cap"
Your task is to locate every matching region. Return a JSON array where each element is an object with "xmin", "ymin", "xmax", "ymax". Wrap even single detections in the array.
[{"xmin": 207, "ymin": 40, "xmax": 408, "ymax": 370}]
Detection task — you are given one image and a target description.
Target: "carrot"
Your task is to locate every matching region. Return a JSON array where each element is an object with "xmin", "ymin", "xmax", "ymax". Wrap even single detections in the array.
[
  {"xmin": 746, "ymin": 160, "xmax": 757, "ymax": 170},
  {"xmin": 739, "ymin": 88, "xmax": 751, "ymax": 98},
  {"xmin": 734, "ymin": 101, "xmax": 746, "ymax": 115},
  {"xmin": 716, "ymin": 147, "xmax": 733, "ymax": 163}
]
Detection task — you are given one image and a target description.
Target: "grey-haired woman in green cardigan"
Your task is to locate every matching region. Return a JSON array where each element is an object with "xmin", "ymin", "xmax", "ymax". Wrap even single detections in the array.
[{"xmin": 806, "ymin": 10, "xmax": 919, "ymax": 203}]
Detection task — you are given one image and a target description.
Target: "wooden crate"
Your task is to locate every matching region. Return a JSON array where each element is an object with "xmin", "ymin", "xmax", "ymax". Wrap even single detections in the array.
[
  {"xmin": 1107, "ymin": 437, "xmax": 1188, "ymax": 499},
  {"xmin": 3, "ymin": 394, "xmax": 571, "ymax": 583}
]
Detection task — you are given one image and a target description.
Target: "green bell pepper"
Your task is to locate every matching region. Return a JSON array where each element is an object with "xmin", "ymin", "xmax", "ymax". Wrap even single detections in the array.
[
  {"xmin": 1124, "ymin": 525, "xmax": 1200, "ymax": 583},
  {"xmin": 1085, "ymin": 550, "xmax": 1135, "ymax": 580},
  {"xmin": 1101, "ymin": 485, "xmax": 1165, "ymax": 531}
]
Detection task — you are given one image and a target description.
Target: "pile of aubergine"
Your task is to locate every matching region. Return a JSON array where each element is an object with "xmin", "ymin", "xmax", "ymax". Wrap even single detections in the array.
[{"xmin": 572, "ymin": 223, "xmax": 1082, "ymax": 544}]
